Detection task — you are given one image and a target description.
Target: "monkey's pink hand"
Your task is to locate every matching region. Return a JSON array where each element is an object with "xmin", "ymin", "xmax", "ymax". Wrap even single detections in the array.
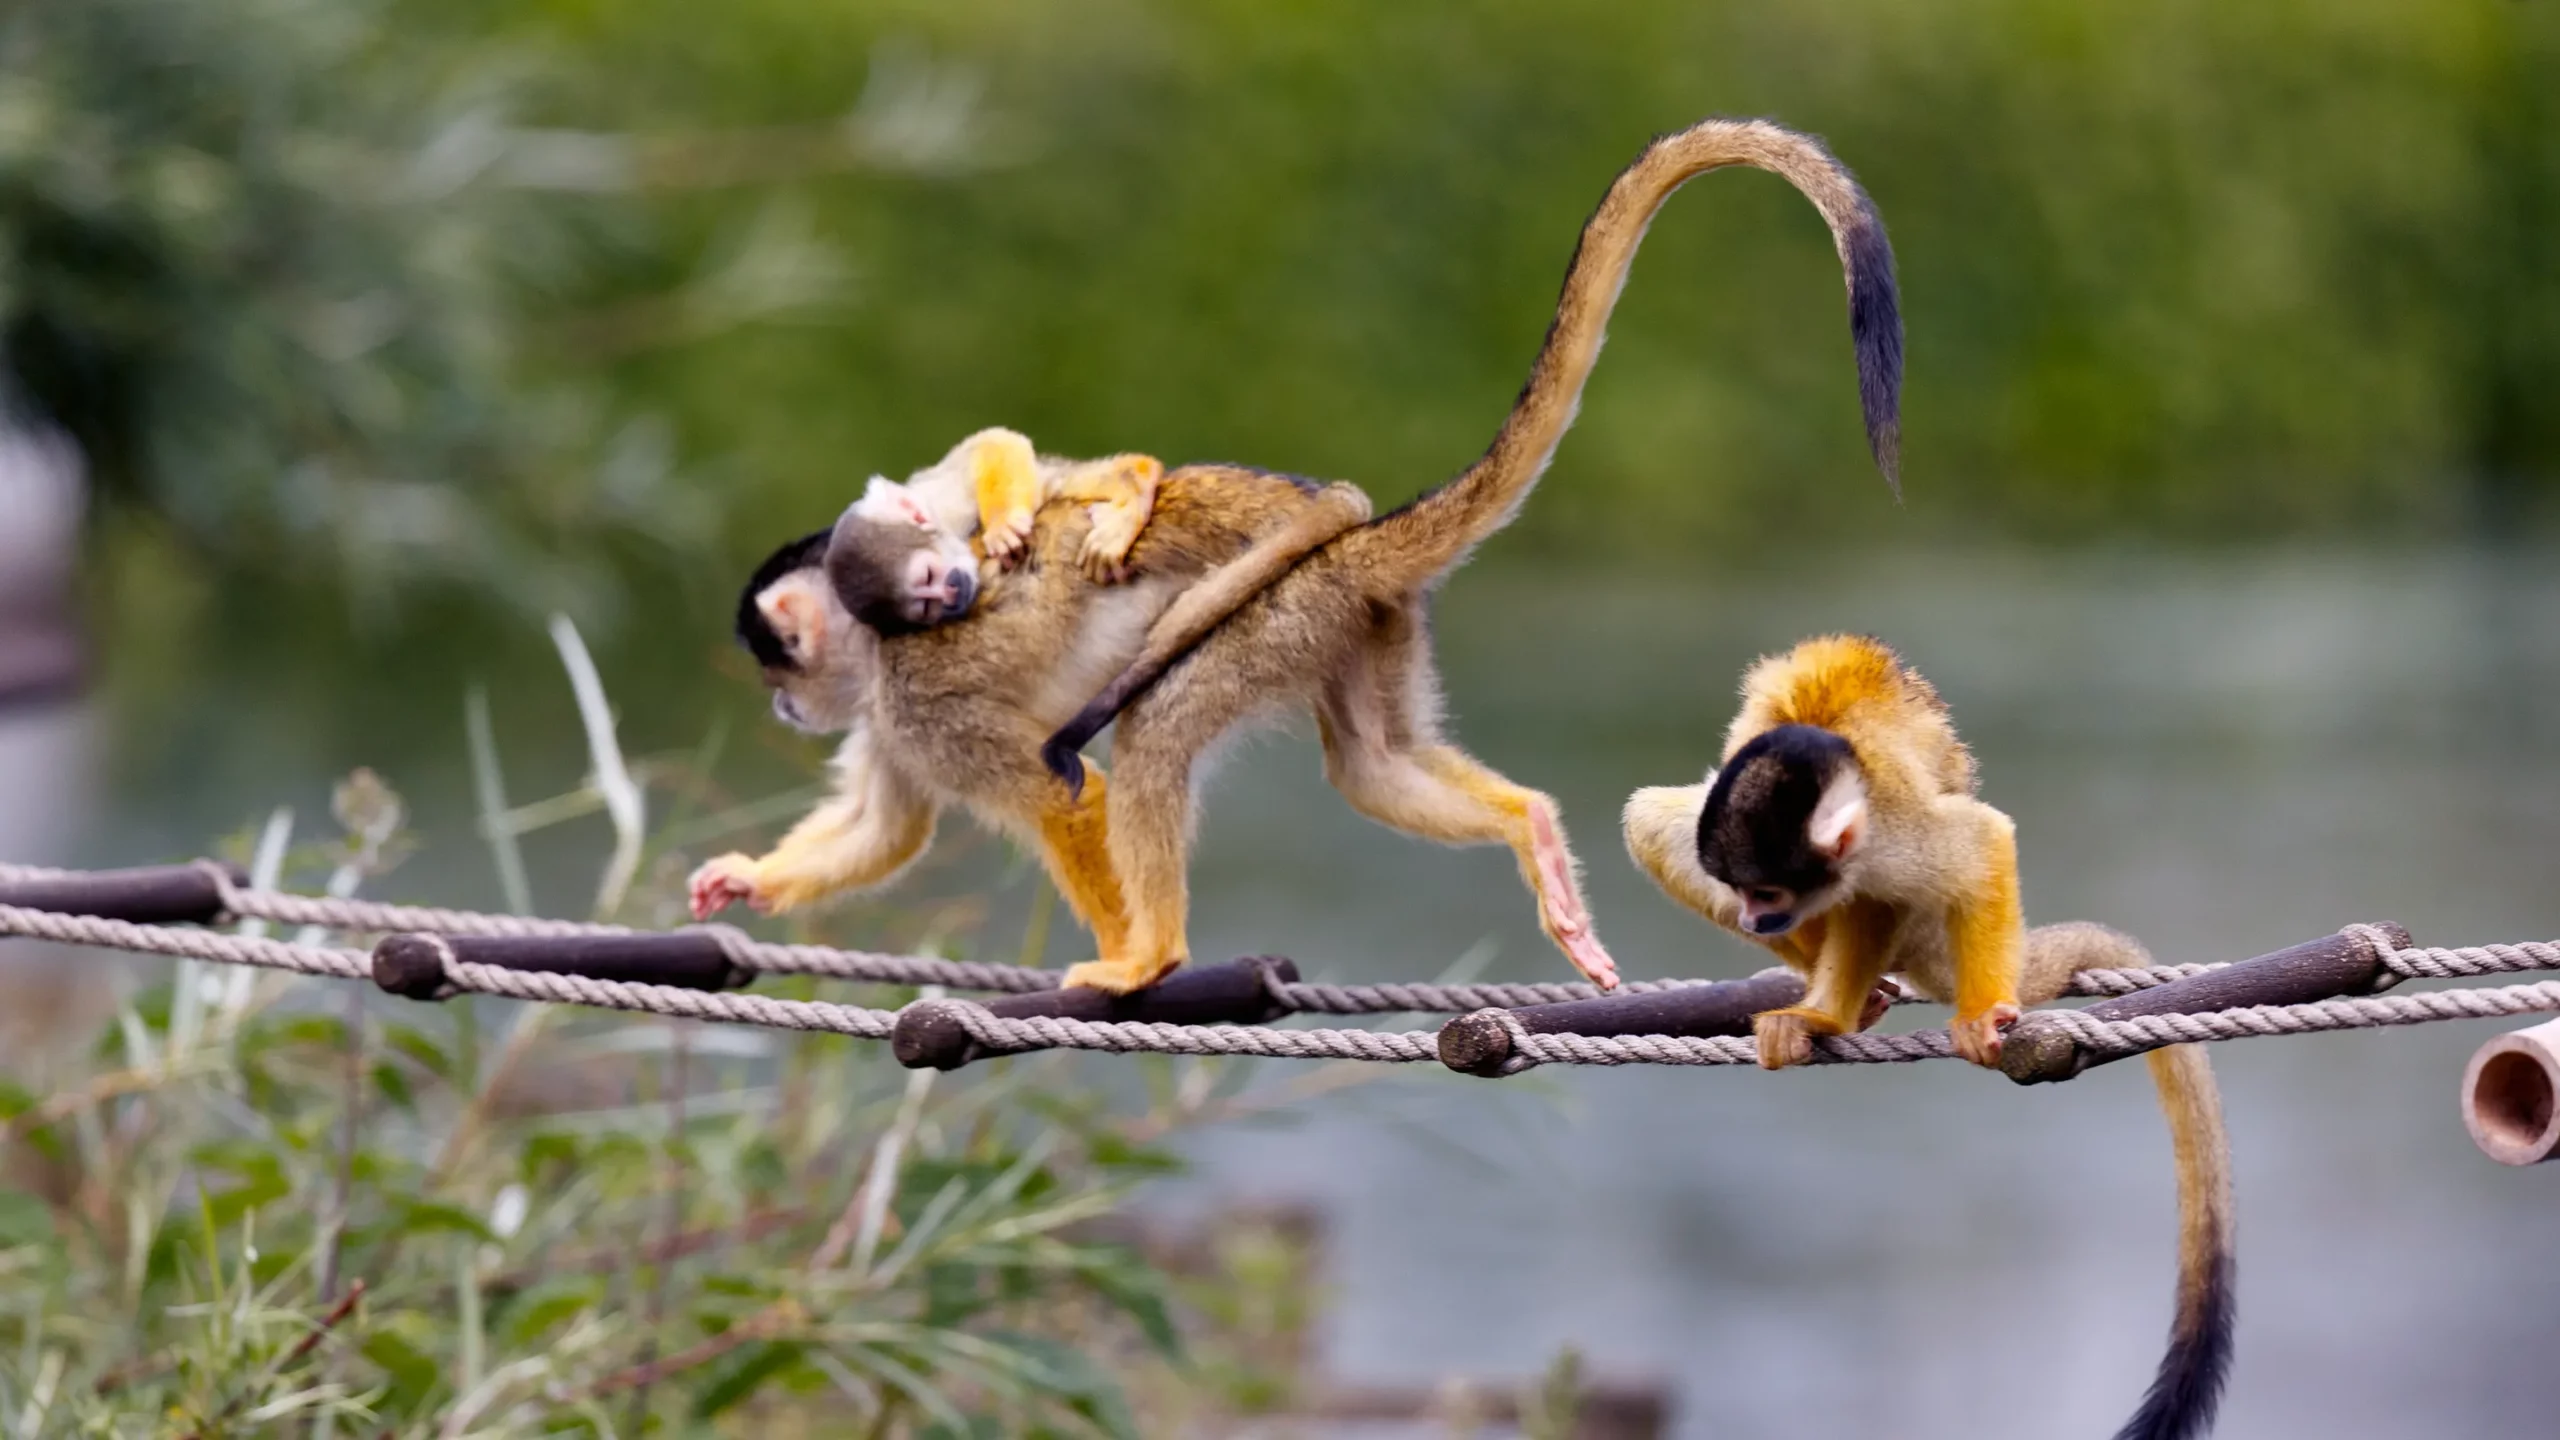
[
  {"xmin": 1949, "ymin": 1001, "xmax": 2021, "ymax": 1068},
  {"xmin": 688, "ymin": 855, "xmax": 762, "ymax": 921},
  {"xmin": 983, "ymin": 509, "xmax": 1036, "ymax": 569}
]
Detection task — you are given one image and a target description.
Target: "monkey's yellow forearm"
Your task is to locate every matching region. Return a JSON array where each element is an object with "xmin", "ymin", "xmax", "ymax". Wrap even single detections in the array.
[
  {"xmin": 692, "ymin": 732, "xmax": 938, "ymax": 919},
  {"xmin": 1946, "ymin": 811, "xmax": 2025, "ymax": 1023},
  {"xmin": 745, "ymin": 792, "xmax": 936, "ymax": 914}
]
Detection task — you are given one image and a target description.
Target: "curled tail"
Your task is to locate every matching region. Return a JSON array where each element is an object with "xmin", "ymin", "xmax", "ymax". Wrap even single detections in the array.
[
  {"xmin": 1042, "ymin": 482, "xmax": 1372, "ymax": 792},
  {"xmin": 2121, "ymin": 1043, "xmax": 2236, "ymax": 1440},
  {"xmin": 1346, "ymin": 115, "xmax": 1902, "ymax": 594}
]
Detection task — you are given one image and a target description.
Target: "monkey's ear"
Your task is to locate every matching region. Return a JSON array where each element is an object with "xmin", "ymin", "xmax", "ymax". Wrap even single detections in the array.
[
  {"xmin": 1808, "ymin": 771, "xmax": 1867, "ymax": 861},
  {"xmin": 757, "ymin": 577, "xmax": 827, "ymax": 660}
]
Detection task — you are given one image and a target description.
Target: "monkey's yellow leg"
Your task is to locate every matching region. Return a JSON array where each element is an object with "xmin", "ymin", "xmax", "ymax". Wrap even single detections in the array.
[
  {"xmin": 1752, "ymin": 901, "xmax": 1894, "ymax": 1069},
  {"xmin": 1031, "ymin": 766, "xmax": 1137, "ymax": 974},
  {"xmin": 688, "ymin": 784, "xmax": 936, "ymax": 921},
  {"xmin": 1313, "ymin": 721, "xmax": 1618, "ymax": 988},
  {"xmin": 1085, "ymin": 748, "xmax": 1197, "ymax": 997},
  {"xmin": 1945, "ymin": 806, "xmax": 2026, "ymax": 1068},
  {"xmin": 1051, "ymin": 454, "xmax": 1165, "ymax": 581},
  {"xmin": 963, "ymin": 428, "xmax": 1046, "ymax": 567}
]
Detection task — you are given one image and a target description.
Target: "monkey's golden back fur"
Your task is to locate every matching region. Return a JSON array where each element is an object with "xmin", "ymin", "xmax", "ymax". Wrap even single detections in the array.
[
  {"xmin": 866, "ymin": 464, "xmax": 1348, "ymax": 805},
  {"xmin": 1726, "ymin": 633, "xmax": 1975, "ymax": 801}
]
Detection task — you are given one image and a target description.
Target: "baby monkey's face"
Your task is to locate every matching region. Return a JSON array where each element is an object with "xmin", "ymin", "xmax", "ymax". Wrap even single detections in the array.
[
  {"xmin": 889, "ymin": 537, "xmax": 977, "ymax": 629},
  {"xmin": 826, "ymin": 484, "xmax": 981, "ymax": 635}
]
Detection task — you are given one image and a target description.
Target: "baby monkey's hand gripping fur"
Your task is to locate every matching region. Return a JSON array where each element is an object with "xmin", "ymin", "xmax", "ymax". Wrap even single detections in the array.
[{"xmin": 1622, "ymin": 634, "xmax": 2236, "ymax": 1440}]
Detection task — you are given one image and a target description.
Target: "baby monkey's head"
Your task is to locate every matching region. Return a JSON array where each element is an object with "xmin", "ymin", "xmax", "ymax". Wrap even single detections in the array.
[
  {"xmin": 824, "ymin": 478, "xmax": 979, "ymax": 636},
  {"xmin": 734, "ymin": 527, "xmax": 876, "ymax": 735},
  {"xmin": 1694, "ymin": 724, "xmax": 1870, "ymax": 938}
]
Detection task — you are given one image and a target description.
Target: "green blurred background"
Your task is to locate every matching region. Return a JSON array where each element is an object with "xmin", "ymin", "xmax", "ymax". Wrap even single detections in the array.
[
  {"xmin": 8, "ymin": 2, "xmax": 2560, "ymax": 1434},
  {"xmin": 10, "ymin": 0, "xmax": 2556, "ymax": 776}
]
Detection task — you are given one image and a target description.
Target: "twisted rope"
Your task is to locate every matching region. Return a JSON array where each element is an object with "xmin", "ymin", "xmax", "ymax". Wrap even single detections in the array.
[
  {"xmin": 2347, "ymin": 923, "xmax": 2560, "ymax": 984},
  {"xmin": 0, "ymin": 861, "xmax": 2264, "ymax": 1011},
  {"xmin": 411, "ymin": 937, "xmax": 899, "ymax": 1039},
  {"xmin": 0, "ymin": 903, "xmax": 371, "ymax": 980},
  {"xmin": 939, "ymin": 1000, "xmax": 1441, "ymax": 1063},
  {"xmin": 1481, "ymin": 1008, "xmax": 1956, "ymax": 1073},
  {"xmin": 2040, "ymin": 980, "xmax": 2560, "ymax": 1058},
  {"xmin": 10, "ymin": 902, "xmax": 2560, "ymax": 1067}
]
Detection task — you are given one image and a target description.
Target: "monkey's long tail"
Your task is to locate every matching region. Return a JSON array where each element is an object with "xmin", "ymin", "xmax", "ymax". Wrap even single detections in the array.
[
  {"xmin": 2119, "ymin": 1044, "xmax": 2237, "ymax": 1440},
  {"xmin": 1343, "ymin": 115, "xmax": 1902, "ymax": 595}
]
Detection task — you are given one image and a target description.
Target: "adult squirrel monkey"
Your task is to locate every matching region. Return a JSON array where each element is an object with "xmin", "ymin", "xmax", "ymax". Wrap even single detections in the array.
[
  {"xmin": 1622, "ymin": 633, "xmax": 2235, "ymax": 1440},
  {"xmin": 1032, "ymin": 116, "xmax": 1906, "ymax": 996},
  {"xmin": 692, "ymin": 459, "xmax": 1371, "ymax": 927}
]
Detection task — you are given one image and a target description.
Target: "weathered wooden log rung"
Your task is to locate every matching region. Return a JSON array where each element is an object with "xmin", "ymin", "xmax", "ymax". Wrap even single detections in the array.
[
  {"xmin": 1997, "ymin": 922, "xmax": 2411, "ymax": 1084},
  {"xmin": 1432, "ymin": 923, "xmax": 2415, "ymax": 1082},
  {"xmin": 1438, "ymin": 970, "xmax": 1805, "ymax": 1076},
  {"xmin": 893, "ymin": 956, "xmax": 1303, "ymax": 1070},
  {"xmin": 370, "ymin": 932, "xmax": 750, "ymax": 1000},
  {"xmin": 0, "ymin": 862, "xmax": 243, "ymax": 927}
]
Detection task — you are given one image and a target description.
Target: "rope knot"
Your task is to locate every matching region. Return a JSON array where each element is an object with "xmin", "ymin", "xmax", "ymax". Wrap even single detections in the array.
[{"xmin": 2343, "ymin": 922, "xmax": 2414, "ymax": 990}]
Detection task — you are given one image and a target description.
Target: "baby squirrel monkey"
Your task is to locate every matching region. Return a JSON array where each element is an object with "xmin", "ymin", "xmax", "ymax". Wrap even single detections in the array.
[
  {"xmin": 1623, "ymin": 634, "xmax": 2234, "ymax": 1440},
  {"xmin": 828, "ymin": 427, "xmax": 1165, "ymax": 634}
]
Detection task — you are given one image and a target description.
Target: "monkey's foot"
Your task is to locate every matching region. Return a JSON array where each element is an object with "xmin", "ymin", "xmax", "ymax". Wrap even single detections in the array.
[
  {"xmin": 1753, "ymin": 1010, "xmax": 1821, "ymax": 1069},
  {"xmin": 1525, "ymin": 801, "xmax": 1619, "ymax": 990},
  {"xmin": 1949, "ymin": 1001, "xmax": 2022, "ymax": 1068},
  {"xmin": 688, "ymin": 855, "xmax": 761, "ymax": 921},
  {"xmin": 1858, "ymin": 978, "xmax": 1905, "ymax": 1031},
  {"xmin": 1062, "ymin": 954, "xmax": 1185, "ymax": 995}
]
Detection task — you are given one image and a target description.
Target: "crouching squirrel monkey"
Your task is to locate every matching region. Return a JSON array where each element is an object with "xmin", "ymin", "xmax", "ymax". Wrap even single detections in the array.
[
  {"xmin": 1622, "ymin": 633, "xmax": 2234, "ymax": 1440},
  {"xmin": 689, "ymin": 459, "xmax": 1372, "ymax": 930},
  {"xmin": 829, "ymin": 427, "xmax": 1168, "ymax": 634},
  {"xmin": 1030, "ymin": 116, "xmax": 1906, "ymax": 996}
]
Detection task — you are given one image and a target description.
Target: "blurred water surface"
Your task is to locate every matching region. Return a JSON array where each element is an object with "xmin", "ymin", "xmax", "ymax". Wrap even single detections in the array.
[{"xmin": 45, "ymin": 543, "xmax": 2560, "ymax": 1437}]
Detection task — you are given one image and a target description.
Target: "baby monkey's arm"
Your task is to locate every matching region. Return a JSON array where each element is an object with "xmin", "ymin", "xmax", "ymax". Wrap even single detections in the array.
[
  {"xmin": 1048, "ymin": 453, "xmax": 1167, "ymax": 582},
  {"xmin": 961, "ymin": 428, "xmax": 1165, "ymax": 582}
]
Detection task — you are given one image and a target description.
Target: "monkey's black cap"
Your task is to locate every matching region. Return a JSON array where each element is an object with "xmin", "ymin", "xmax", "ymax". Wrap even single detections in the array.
[{"xmin": 1696, "ymin": 724, "xmax": 1858, "ymax": 891}]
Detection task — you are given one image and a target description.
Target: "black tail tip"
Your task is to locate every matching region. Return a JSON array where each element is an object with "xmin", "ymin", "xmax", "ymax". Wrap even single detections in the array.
[
  {"xmin": 1041, "ymin": 734, "xmax": 1089, "ymax": 797},
  {"xmin": 2112, "ymin": 1272, "xmax": 2234, "ymax": 1440},
  {"xmin": 1845, "ymin": 214, "xmax": 1904, "ymax": 500}
]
